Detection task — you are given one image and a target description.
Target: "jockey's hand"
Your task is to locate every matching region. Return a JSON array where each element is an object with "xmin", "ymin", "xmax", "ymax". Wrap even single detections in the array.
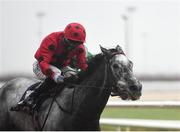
[
  {"xmin": 53, "ymin": 73, "xmax": 64, "ymax": 83},
  {"xmin": 64, "ymin": 74, "xmax": 78, "ymax": 83},
  {"xmin": 64, "ymin": 71, "xmax": 77, "ymax": 78}
]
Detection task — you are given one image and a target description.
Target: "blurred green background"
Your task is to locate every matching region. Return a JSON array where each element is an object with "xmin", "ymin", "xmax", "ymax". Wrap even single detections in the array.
[{"xmin": 100, "ymin": 107, "xmax": 180, "ymax": 131}]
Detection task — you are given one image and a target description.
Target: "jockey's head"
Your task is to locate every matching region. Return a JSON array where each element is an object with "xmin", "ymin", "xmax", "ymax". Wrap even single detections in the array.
[{"xmin": 64, "ymin": 22, "xmax": 86, "ymax": 49}]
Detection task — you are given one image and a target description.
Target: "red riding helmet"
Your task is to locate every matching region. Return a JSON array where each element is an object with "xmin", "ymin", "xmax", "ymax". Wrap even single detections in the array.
[{"xmin": 64, "ymin": 22, "xmax": 86, "ymax": 43}]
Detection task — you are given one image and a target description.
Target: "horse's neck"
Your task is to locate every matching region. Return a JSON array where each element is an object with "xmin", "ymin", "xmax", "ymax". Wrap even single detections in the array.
[
  {"xmin": 74, "ymin": 61, "xmax": 111, "ymax": 121},
  {"xmin": 85, "ymin": 64, "xmax": 106, "ymax": 86}
]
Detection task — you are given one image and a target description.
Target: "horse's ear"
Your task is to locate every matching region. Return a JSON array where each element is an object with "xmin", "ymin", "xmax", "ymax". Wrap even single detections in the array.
[
  {"xmin": 100, "ymin": 45, "xmax": 111, "ymax": 56},
  {"xmin": 116, "ymin": 45, "xmax": 123, "ymax": 52}
]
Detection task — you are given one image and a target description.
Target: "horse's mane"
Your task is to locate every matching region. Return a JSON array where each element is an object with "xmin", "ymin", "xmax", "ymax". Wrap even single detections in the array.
[{"xmin": 76, "ymin": 53, "xmax": 104, "ymax": 83}]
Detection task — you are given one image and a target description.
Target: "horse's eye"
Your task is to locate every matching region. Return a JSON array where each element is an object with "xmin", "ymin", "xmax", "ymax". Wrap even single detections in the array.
[
  {"xmin": 123, "ymin": 67, "xmax": 128, "ymax": 72},
  {"xmin": 113, "ymin": 64, "xmax": 119, "ymax": 69},
  {"xmin": 129, "ymin": 61, "xmax": 133, "ymax": 69}
]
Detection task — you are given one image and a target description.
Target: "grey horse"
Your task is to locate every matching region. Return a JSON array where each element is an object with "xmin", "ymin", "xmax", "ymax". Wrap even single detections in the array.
[{"xmin": 0, "ymin": 45, "xmax": 142, "ymax": 130}]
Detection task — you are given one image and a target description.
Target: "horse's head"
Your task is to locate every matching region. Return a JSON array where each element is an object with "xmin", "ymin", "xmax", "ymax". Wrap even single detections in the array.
[{"xmin": 100, "ymin": 45, "xmax": 142, "ymax": 100}]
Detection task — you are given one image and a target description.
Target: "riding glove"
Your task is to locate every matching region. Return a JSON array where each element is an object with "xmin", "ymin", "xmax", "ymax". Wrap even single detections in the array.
[{"xmin": 53, "ymin": 73, "xmax": 64, "ymax": 83}]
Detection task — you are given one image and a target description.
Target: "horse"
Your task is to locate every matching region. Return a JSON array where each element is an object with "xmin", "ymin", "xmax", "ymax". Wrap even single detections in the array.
[{"xmin": 0, "ymin": 45, "xmax": 142, "ymax": 130}]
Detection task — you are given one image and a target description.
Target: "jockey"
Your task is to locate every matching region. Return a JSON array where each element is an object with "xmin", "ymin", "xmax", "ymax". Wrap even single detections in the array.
[{"xmin": 17, "ymin": 22, "xmax": 88, "ymax": 108}]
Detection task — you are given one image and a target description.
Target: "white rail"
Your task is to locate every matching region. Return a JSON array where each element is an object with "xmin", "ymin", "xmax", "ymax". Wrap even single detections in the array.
[
  {"xmin": 100, "ymin": 118, "xmax": 180, "ymax": 130},
  {"xmin": 106, "ymin": 101, "xmax": 180, "ymax": 108},
  {"xmin": 101, "ymin": 101, "xmax": 180, "ymax": 130}
]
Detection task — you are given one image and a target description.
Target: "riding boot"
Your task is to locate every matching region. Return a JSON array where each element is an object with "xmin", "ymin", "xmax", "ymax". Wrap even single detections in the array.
[{"xmin": 17, "ymin": 78, "xmax": 56, "ymax": 109}]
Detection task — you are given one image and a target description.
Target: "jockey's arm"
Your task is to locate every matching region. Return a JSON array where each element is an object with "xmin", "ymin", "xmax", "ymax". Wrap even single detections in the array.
[
  {"xmin": 76, "ymin": 45, "xmax": 88, "ymax": 71},
  {"xmin": 35, "ymin": 37, "xmax": 57, "ymax": 79}
]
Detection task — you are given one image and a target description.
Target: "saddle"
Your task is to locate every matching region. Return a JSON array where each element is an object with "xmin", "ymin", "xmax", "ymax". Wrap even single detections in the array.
[
  {"xmin": 10, "ymin": 76, "xmax": 78, "ymax": 115},
  {"xmin": 10, "ymin": 78, "xmax": 54, "ymax": 112}
]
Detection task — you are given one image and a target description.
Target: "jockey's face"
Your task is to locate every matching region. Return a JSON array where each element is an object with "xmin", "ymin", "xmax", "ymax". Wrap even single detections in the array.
[{"xmin": 64, "ymin": 38, "xmax": 82, "ymax": 49}]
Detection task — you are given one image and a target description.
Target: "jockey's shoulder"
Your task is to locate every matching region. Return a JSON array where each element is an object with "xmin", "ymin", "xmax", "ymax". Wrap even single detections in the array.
[{"xmin": 43, "ymin": 31, "xmax": 64, "ymax": 42}]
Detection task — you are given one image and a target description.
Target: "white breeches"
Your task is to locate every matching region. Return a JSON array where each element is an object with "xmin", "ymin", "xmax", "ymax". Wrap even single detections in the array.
[{"xmin": 33, "ymin": 61, "xmax": 77, "ymax": 80}]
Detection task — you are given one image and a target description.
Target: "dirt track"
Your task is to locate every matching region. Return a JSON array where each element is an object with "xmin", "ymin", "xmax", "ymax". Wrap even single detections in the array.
[
  {"xmin": 109, "ymin": 89, "xmax": 180, "ymax": 101},
  {"xmin": 140, "ymin": 90, "xmax": 180, "ymax": 101}
]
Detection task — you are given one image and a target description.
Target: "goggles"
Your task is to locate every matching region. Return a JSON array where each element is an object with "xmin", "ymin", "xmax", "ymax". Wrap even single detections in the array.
[{"xmin": 64, "ymin": 38, "xmax": 82, "ymax": 47}]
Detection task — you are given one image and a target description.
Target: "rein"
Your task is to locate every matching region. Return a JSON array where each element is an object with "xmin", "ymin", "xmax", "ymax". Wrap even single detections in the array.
[
  {"xmin": 63, "ymin": 82, "xmax": 112, "ymax": 89},
  {"xmin": 40, "ymin": 85, "xmax": 59, "ymax": 131}
]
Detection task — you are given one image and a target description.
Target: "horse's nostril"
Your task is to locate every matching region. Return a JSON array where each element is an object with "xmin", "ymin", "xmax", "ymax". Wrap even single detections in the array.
[
  {"xmin": 129, "ymin": 85, "xmax": 139, "ymax": 92},
  {"xmin": 139, "ymin": 83, "xmax": 142, "ymax": 91},
  {"xmin": 139, "ymin": 84, "xmax": 142, "ymax": 91}
]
